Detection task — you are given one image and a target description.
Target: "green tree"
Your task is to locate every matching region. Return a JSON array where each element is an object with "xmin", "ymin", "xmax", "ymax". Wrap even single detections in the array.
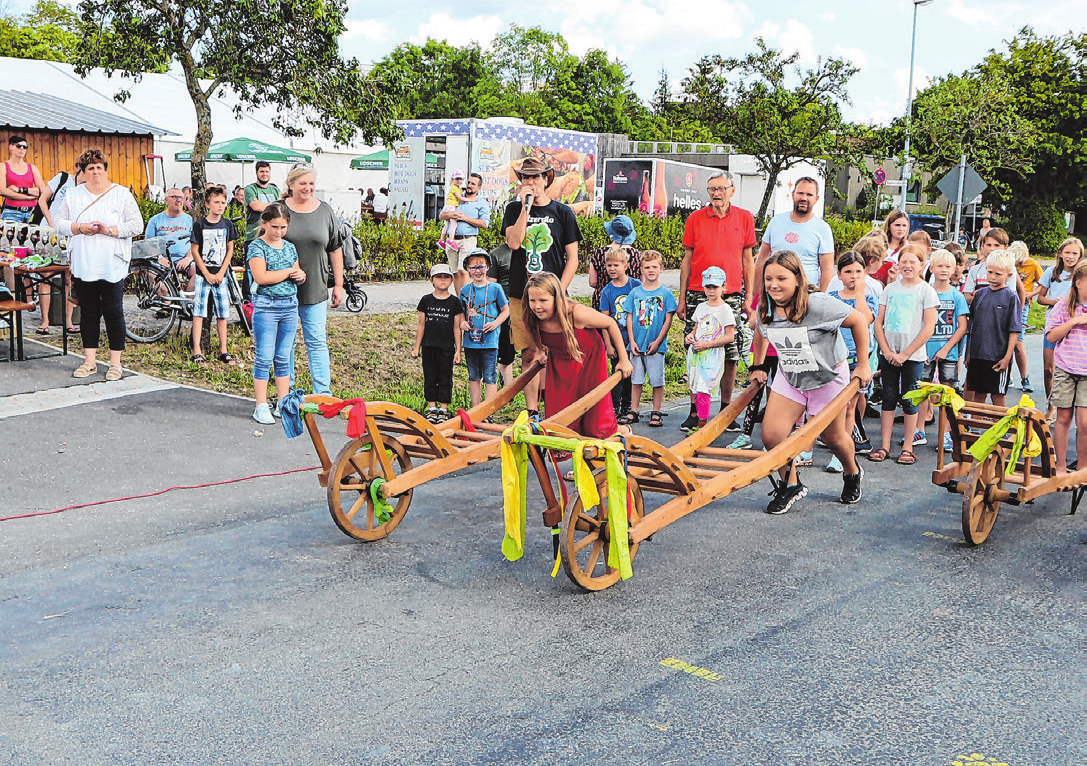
[
  {"xmin": 0, "ymin": 0, "xmax": 79, "ymax": 62},
  {"xmin": 369, "ymin": 39, "xmax": 490, "ymax": 121},
  {"xmin": 680, "ymin": 38, "xmax": 861, "ymax": 222},
  {"xmin": 74, "ymin": 0, "xmax": 404, "ymax": 202}
]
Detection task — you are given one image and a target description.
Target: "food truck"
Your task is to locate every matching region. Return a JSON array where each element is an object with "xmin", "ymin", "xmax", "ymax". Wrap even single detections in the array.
[{"xmin": 387, "ymin": 118, "xmax": 598, "ymax": 227}]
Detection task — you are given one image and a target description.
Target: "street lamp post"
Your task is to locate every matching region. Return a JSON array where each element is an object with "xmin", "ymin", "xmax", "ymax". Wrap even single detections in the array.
[{"xmin": 900, "ymin": 0, "xmax": 934, "ymax": 211}]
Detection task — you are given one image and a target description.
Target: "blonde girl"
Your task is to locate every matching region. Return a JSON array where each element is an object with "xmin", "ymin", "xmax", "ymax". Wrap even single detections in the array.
[
  {"xmin": 1038, "ymin": 237, "xmax": 1086, "ymax": 418},
  {"xmin": 1044, "ymin": 260, "xmax": 1087, "ymax": 474},
  {"xmin": 523, "ymin": 272, "xmax": 632, "ymax": 438}
]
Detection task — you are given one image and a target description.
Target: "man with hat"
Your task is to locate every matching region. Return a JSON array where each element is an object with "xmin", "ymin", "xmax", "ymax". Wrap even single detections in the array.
[
  {"xmin": 438, "ymin": 171, "xmax": 489, "ymax": 293},
  {"xmin": 501, "ymin": 156, "xmax": 582, "ymax": 413},
  {"xmin": 678, "ymin": 170, "xmax": 757, "ymax": 431}
]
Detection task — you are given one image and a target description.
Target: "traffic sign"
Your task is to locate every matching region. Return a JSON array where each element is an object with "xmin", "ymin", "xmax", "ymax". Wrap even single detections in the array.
[
  {"xmin": 874, "ymin": 167, "xmax": 886, "ymax": 184},
  {"xmin": 937, "ymin": 162, "xmax": 987, "ymax": 204}
]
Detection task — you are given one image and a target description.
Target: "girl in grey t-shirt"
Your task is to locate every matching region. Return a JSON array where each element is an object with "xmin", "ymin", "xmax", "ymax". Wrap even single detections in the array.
[{"xmin": 749, "ymin": 250, "xmax": 872, "ymax": 514}]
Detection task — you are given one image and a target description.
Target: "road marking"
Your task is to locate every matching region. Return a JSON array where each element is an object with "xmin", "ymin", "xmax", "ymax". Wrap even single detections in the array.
[
  {"xmin": 660, "ymin": 657, "xmax": 722, "ymax": 681},
  {"xmin": 0, "ymin": 376, "xmax": 177, "ymax": 419},
  {"xmin": 923, "ymin": 530, "xmax": 965, "ymax": 544},
  {"xmin": 951, "ymin": 753, "xmax": 1013, "ymax": 766}
]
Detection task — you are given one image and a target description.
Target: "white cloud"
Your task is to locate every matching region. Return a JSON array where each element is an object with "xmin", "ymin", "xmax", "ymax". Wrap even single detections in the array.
[
  {"xmin": 754, "ymin": 19, "xmax": 816, "ymax": 63},
  {"xmin": 555, "ymin": 0, "xmax": 751, "ymax": 49},
  {"xmin": 822, "ymin": 12, "xmax": 835, "ymax": 22},
  {"xmin": 895, "ymin": 65, "xmax": 931, "ymax": 104},
  {"xmin": 946, "ymin": 0, "xmax": 998, "ymax": 26},
  {"xmin": 834, "ymin": 45, "xmax": 868, "ymax": 70},
  {"xmin": 410, "ymin": 13, "xmax": 505, "ymax": 48},
  {"xmin": 343, "ymin": 18, "xmax": 391, "ymax": 41}
]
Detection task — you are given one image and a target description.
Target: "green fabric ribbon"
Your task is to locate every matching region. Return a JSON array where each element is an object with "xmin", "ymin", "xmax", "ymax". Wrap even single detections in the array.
[
  {"xmin": 903, "ymin": 382, "xmax": 965, "ymax": 413},
  {"xmin": 501, "ymin": 412, "xmax": 632, "ymax": 580},
  {"xmin": 967, "ymin": 395, "xmax": 1039, "ymax": 475},
  {"xmin": 369, "ymin": 477, "xmax": 394, "ymax": 523}
]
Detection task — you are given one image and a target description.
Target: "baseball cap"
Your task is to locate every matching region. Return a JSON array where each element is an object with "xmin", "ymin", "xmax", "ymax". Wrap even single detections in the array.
[
  {"xmin": 429, "ymin": 264, "xmax": 454, "ymax": 278},
  {"xmin": 701, "ymin": 266, "xmax": 727, "ymax": 287},
  {"xmin": 460, "ymin": 248, "xmax": 491, "ymax": 268},
  {"xmin": 451, "ymin": 169, "xmax": 464, "ymax": 179}
]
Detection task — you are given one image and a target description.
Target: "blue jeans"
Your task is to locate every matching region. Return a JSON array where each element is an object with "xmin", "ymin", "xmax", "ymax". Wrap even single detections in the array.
[
  {"xmin": 252, "ymin": 294, "xmax": 299, "ymax": 380},
  {"xmin": 1, "ymin": 206, "xmax": 33, "ymax": 223},
  {"xmin": 291, "ymin": 299, "xmax": 331, "ymax": 395}
]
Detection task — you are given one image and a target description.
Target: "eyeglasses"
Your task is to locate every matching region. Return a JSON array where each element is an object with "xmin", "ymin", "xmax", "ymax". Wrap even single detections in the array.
[
  {"xmin": 707, "ymin": 185, "xmax": 733, "ymax": 192},
  {"xmin": 166, "ymin": 195, "xmax": 184, "ymax": 200},
  {"xmin": 467, "ymin": 265, "xmax": 488, "ymax": 271}
]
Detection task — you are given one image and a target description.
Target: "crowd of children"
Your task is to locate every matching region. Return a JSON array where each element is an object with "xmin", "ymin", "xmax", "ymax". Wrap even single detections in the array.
[{"xmin": 399, "ymin": 214, "xmax": 1084, "ymax": 515}]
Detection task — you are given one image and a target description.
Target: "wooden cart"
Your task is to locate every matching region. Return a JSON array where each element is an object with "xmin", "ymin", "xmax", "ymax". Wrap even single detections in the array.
[
  {"xmin": 504, "ymin": 378, "xmax": 863, "ymax": 591},
  {"xmin": 929, "ymin": 394, "xmax": 1084, "ymax": 545},
  {"xmin": 302, "ymin": 360, "xmax": 617, "ymax": 541}
]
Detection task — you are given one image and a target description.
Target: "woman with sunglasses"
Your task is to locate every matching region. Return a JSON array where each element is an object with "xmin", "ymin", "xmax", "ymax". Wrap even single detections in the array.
[{"xmin": 2, "ymin": 135, "xmax": 56, "ymax": 332}]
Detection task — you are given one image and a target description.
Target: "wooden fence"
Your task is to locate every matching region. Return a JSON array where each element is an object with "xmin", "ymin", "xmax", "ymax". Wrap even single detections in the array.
[{"xmin": 0, "ymin": 129, "xmax": 154, "ymax": 193}]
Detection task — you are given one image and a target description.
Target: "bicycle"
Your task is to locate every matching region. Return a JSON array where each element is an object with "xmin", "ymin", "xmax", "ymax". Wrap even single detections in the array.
[{"xmin": 122, "ymin": 235, "xmax": 252, "ymax": 343}]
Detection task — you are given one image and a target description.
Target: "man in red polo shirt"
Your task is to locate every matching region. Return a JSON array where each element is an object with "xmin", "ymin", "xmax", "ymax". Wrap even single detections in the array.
[{"xmin": 677, "ymin": 170, "xmax": 757, "ymax": 431}]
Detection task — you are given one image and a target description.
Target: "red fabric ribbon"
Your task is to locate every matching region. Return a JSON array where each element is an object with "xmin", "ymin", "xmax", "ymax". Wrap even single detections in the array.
[
  {"xmin": 318, "ymin": 398, "xmax": 368, "ymax": 438},
  {"xmin": 457, "ymin": 408, "xmax": 476, "ymax": 432}
]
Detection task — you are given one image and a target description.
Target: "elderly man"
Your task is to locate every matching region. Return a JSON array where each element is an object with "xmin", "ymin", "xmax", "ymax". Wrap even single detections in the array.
[
  {"xmin": 756, "ymin": 176, "xmax": 835, "ymax": 292},
  {"xmin": 439, "ymin": 172, "xmax": 489, "ymax": 293},
  {"xmin": 677, "ymin": 170, "xmax": 757, "ymax": 431},
  {"xmin": 144, "ymin": 186, "xmax": 195, "ymax": 287},
  {"xmin": 501, "ymin": 156, "xmax": 581, "ymax": 413}
]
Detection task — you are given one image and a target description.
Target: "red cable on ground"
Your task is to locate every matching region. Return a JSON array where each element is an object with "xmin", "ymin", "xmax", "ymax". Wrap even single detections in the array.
[{"xmin": 1, "ymin": 465, "xmax": 321, "ymax": 522}]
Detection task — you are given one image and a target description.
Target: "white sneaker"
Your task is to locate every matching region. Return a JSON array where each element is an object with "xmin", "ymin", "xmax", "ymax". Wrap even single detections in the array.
[
  {"xmin": 826, "ymin": 455, "xmax": 843, "ymax": 473},
  {"xmin": 253, "ymin": 403, "xmax": 275, "ymax": 424},
  {"xmin": 272, "ymin": 400, "xmax": 281, "ymax": 418}
]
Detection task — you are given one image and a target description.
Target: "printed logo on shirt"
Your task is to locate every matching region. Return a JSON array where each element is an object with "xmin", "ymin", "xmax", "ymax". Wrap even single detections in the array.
[
  {"xmin": 613, "ymin": 293, "xmax": 631, "ymax": 324},
  {"xmin": 766, "ymin": 327, "xmax": 817, "ymax": 373},
  {"xmin": 784, "ymin": 231, "xmax": 800, "ymax": 244},
  {"xmin": 635, "ymin": 295, "xmax": 665, "ymax": 327},
  {"xmin": 695, "ymin": 313, "xmax": 728, "ymax": 343},
  {"xmin": 523, "ymin": 222, "xmax": 554, "ymax": 274},
  {"xmin": 202, "ymin": 228, "xmax": 228, "ymax": 267}
]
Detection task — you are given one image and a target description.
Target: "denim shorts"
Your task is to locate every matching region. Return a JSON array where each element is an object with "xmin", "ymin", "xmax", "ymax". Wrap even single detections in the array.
[
  {"xmin": 0, "ymin": 205, "xmax": 33, "ymax": 223},
  {"xmin": 464, "ymin": 347, "xmax": 498, "ymax": 384},
  {"xmin": 921, "ymin": 358, "xmax": 959, "ymax": 386},
  {"xmin": 632, "ymin": 352, "xmax": 665, "ymax": 387}
]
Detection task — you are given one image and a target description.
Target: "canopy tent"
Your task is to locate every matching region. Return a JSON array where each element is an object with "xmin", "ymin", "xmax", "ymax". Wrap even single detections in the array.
[
  {"xmin": 174, "ymin": 138, "xmax": 312, "ymax": 164},
  {"xmin": 350, "ymin": 149, "xmax": 440, "ymax": 170}
]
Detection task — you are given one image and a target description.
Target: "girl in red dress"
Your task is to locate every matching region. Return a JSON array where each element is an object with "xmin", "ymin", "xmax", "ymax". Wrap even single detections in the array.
[{"xmin": 522, "ymin": 272, "xmax": 633, "ymax": 438}]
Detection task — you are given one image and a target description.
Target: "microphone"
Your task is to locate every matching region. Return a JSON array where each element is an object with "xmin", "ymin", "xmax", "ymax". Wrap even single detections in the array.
[{"xmin": 523, "ymin": 192, "xmax": 533, "ymax": 209}]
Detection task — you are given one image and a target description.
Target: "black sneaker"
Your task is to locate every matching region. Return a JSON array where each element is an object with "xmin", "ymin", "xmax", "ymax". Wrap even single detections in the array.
[
  {"xmin": 680, "ymin": 412, "xmax": 699, "ymax": 432},
  {"xmin": 841, "ymin": 465, "xmax": 864, "ymax": 504},
  {"xmin": 853, "ymin": 437, "xmax": 872, "ymax": 455},
  {"xmin": 766, "ymin": 477, "xmax": 807, "ymax": 515}
]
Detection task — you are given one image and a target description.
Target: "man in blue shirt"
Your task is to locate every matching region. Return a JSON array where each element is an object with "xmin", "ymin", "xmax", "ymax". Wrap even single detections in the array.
[
  {"xmin": 439, "ymin": 172, "xmax": 490, "ymax": 293},
  {"xmin": 144, "ymin": 187, "xmax": 194, "ymax": 287}
]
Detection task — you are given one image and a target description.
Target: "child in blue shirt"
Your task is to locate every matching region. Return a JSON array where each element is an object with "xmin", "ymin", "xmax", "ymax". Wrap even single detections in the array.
[
  {"xmin": 599, "ymin": 245, "xmax": 641, "ymax": 418},
  {"xmin": 458, "ymin": 249, "xmax": 509, "ymax": 407},
  {"xmin": 917, "ymin": 249, "xmax": 969, "ymax": 448},
  {"xmin": 623, "ymin": 250, "xmax": 677, "ymax": 428}
]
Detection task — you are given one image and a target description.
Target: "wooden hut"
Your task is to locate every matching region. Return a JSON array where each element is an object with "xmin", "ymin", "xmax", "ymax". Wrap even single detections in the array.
[{"xmin": 0, "ymin": 89, "xmax": 172, "ymax": 194}]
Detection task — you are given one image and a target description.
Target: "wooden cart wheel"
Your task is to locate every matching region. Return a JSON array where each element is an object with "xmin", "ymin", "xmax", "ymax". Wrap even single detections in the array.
[
  {"xmin": 559, "ymin": 470, "xmax": 644, "ymax": 592},
  {"xmin": 327, "ymin": 432, "xmax": 413, "ymax": 541},
  {"xmin": 961, "ymin": 449, "xmax": 1005, "ymax": 546}
]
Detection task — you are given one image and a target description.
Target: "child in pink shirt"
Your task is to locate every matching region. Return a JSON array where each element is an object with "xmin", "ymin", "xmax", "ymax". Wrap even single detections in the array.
[{"xmin": 1044, "ymin": 261, "xmax": 1087, "ymax": 474}]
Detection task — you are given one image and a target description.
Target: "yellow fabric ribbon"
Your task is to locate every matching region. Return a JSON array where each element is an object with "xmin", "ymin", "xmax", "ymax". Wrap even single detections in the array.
[
  {"xmin": 967, "ymin": 394, "xmax": 1042, "ymax": 474},
  {"xmin": 500, "ymin": 414, "xmax": 633, "ymax": 580},
  {"xmin": 903, "ymin": 382, "xmax": 965, "ymax": 413}
]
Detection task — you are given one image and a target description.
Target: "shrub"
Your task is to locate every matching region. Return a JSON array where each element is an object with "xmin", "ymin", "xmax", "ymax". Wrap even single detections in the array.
[
  {"xmin": 825, "ymin": 216, "xmax": 872, "ymax": 252},
  {"xmin": 1005, "ymin": 197, "xmax": 1069, "ymax": 255}
]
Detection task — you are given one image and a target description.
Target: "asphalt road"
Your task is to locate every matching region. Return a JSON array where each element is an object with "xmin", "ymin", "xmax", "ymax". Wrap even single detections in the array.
[{"xmin": 0, "ymin": 337, "xmax": 1082, "ymax": 766}]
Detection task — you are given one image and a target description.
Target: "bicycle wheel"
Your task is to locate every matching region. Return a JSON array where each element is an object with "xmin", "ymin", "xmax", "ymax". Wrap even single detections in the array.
[
  {"xmin": 227, "ymin": 271, "xmax": 252, "ymax": 337},
  {"xmin": 123, "ymin": 262, "xmax": 177, "ymax": 343}
]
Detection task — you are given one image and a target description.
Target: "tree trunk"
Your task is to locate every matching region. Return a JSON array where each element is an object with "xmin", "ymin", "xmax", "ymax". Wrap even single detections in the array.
[
  {"xmin": 755, "ymin": 164, "xmax": 783, "ymax": 224},
  {"xmin": 179, "ymin": 57, "xmax": 212, "ymax": 215}
]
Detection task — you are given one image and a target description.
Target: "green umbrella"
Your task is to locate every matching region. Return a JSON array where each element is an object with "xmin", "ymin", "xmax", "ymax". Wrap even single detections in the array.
[
  {"xmin": 350, "ymin": 149, "xmax": 441, "ymax": 170},
  {"xmin": 174, "ymin": 137, "xmax": 312, "ymax": 164}
]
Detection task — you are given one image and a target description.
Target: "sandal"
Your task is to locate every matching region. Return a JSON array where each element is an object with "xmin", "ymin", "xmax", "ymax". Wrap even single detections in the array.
[
  {"xmin": 218, "ymin": 352, "xmax": 239, "ymax": 367},
  {"xmin": 190, "ymin": 354, "xmax": 209, "ymax": 368},
  {"xmin": 617, "ymin": 411, "xmax": 639, "ymax": 425},
  {"xmin": 72, "ymin": 362, "xmax": 97, "ymax": 378},
  {"xmin": 648, "ymin": 411, "xmax": 664, "ymax": 428},
  {"xmin": 105, "ymin": 364, "xmax": 123, "ymax": 381},
  {"xmin": 868, "ymin": 448, "xmax": 890, "ymax": 462},
  {"xmin": 896, "ymin": 450, "xmax": 917, "ymax": 465},
  {"xmin": 35, "ymin": 326, "xmax": 51, "ymax": 335}
]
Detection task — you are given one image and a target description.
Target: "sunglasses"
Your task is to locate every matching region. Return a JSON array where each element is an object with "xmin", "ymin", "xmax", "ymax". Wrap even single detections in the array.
[{"xmin": 13, "ymin": 144, "xmax": 28, "ymax": 149}]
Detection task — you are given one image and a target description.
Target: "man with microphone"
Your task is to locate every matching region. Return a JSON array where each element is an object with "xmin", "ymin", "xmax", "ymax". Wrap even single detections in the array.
[{"xmin": 501, "ymin": 156, "xmax": 581, "ymax": 414}]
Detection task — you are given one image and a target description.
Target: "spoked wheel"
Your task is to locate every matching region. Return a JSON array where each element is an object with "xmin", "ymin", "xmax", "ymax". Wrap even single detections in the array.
[
  {"xmin": 122, "ymin": 262, "xmax": 177, "ymax": 342},
  {"xmin": 327, "ymin": 432, "xmax": 413, "ymax": 541},
  {"xmin": 559, "ymin": 470, "xmax": 644, "ymax": 591},
  {"xmin": 961, "ymin": 450, "xmax": 1006, "ymax": 545}
]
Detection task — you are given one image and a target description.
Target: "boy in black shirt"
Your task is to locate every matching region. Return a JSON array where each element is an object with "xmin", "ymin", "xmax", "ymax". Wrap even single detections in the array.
[
  {"xmin": 189, "ymin": 186, "xmax": 238, "ymax": 367},
  {"xmin": 412, "ymin": 264, "xmax": 463, "ymax": 422}
]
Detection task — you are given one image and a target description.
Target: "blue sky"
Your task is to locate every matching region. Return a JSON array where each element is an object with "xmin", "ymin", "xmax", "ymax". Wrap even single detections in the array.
[{"xmin": 339, "ymin": 0, "xmax": 1086, "ymax": 126}]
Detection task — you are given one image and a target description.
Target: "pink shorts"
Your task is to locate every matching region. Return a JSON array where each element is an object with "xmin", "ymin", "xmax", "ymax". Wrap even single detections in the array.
[{"xmin": 770, "ymin": 362, "xmax": 850, "ymax": 414}]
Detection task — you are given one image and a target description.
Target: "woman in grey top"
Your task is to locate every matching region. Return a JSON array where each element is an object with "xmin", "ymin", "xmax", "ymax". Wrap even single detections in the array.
[{"xmin": 281, "ymin": 165, "xmax": 345, "ymax": 395}]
